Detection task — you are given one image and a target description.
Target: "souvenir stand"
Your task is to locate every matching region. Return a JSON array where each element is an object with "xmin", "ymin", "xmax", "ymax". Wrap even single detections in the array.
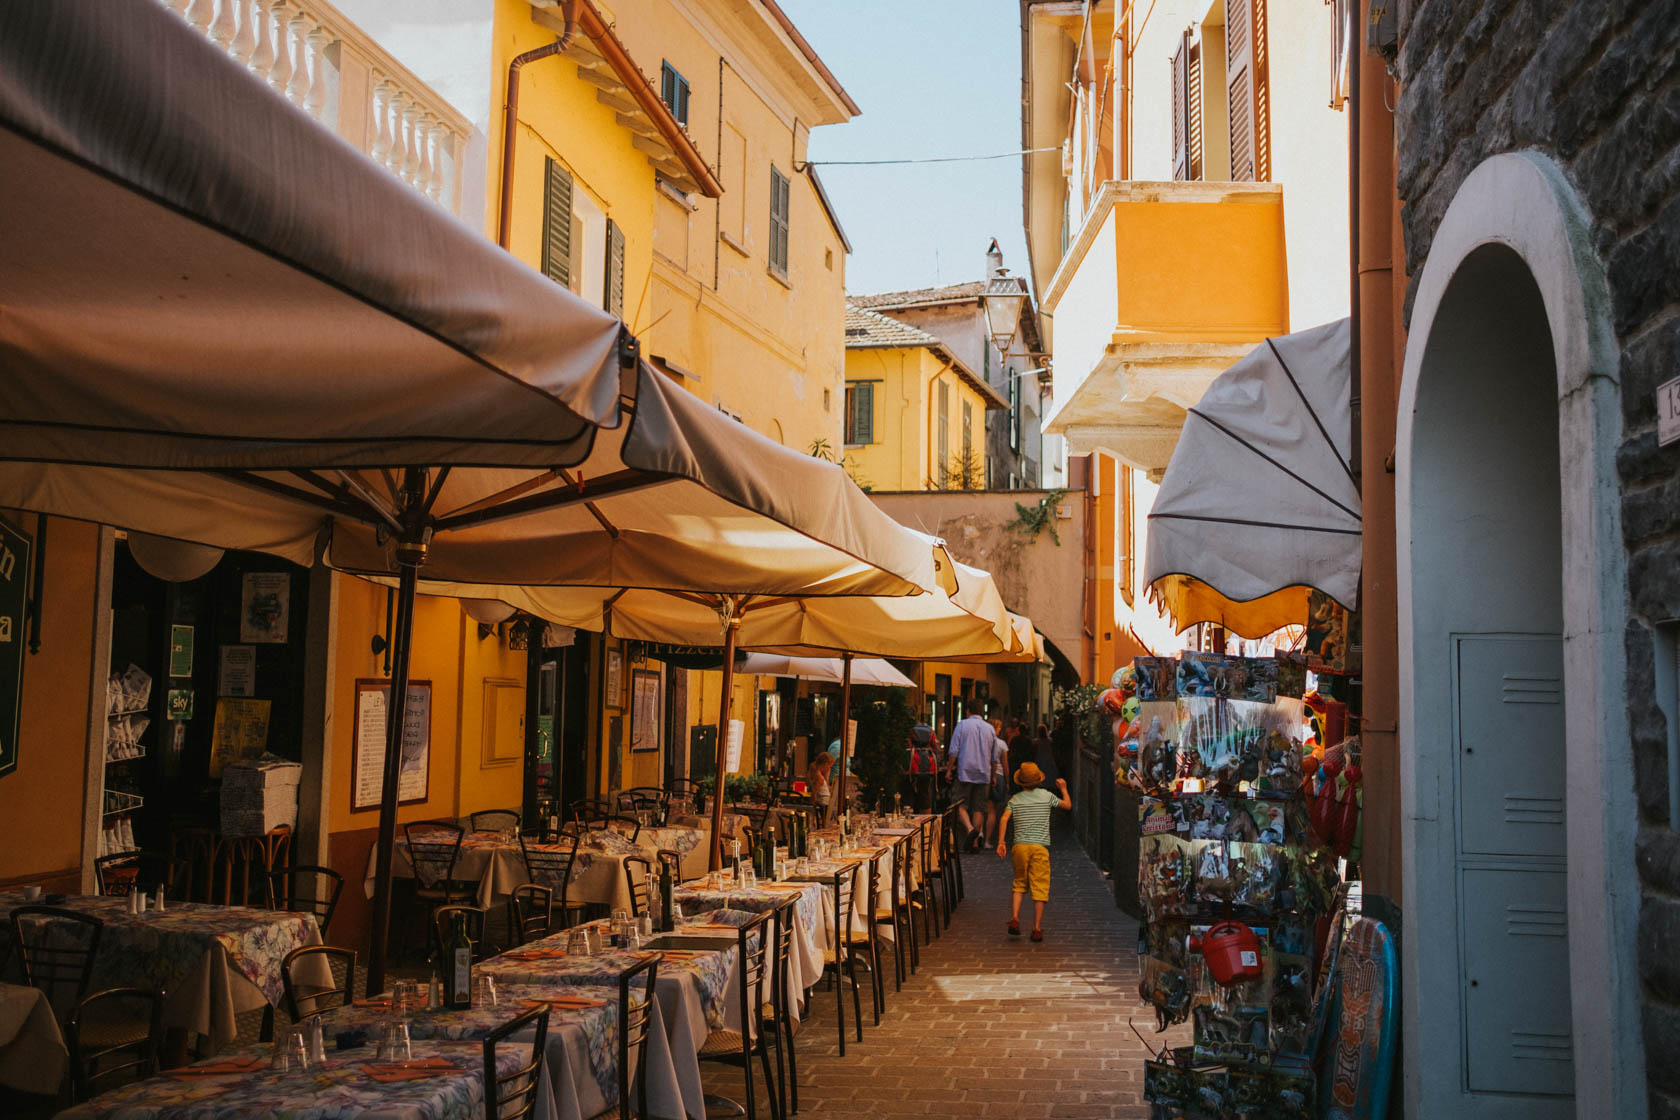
[{"xmin": 1115, "ymin": 643, "xmax": 1363, "ymax": 1120}]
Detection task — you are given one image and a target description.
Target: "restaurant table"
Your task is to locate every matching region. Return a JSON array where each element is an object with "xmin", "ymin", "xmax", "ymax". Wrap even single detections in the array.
[
  {"xmin": 367, "ymin": 825, "xmax": 709, "ymax": 912},
  {"xmin": 320, "ymin": 985, "xmax": 640, "ymax": 1120},
  {"xmin": 0, "ymin": 981, "xmax": 67, "ymax": 1095},
  {"xmin": 478, "ymin": 936, "xmax": 724, "ymax": 1120},
  {"xmin": 53, "ymin": 1037, "xmax": 553, "ymax": 1120},
  {"xmin": 0, "ymin": 893, "xmax": 325, "ymax": 1050},
  {"xmin": 672, "ymin": 878, "xmax": 827, "ymax": 993}
]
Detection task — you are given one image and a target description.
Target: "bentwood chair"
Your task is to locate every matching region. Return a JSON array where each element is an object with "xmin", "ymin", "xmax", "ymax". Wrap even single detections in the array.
[
  {"xmin": 873, "ymin": 834, "xmax": 917, "ymax": 989},
  {"xmin": 469, "ymin": 808, "xmax": 521, "ymax": 834},
  {"xmin": 279, "ymin": 945, "xmax": 356, "ymax": 1021},
  {"xmin": 483, "ymin": 1002, "xmax": 550, "ymax": 1120},
  {"xmin": 67, "ymin": 987, "xmax": 163, "ymax": 1101},
  {"xmin": 622, "ymin": 857, "xmax": 654, "ymax": 919},
  {"xmin": 912, "ymin": 816, "xmax": 942, "ymax": 943},
  {"xmin": 817, "ymin": 865, "xmax": 866, "ymax": 1055},
  {"xmin": 697, "ymin": 909, "xmax": 779, "ymax": 1120},
  {"xmin": 568, "ymin": 799, "xmax": 615, "ymax": 827},
  {"xmin": 764, "ymin": 896, "xmax": 802, "ymax": 1118},
  {"xmin": 617, "ymin": 788, "xmax": 669, "ymax": 826},
  {"xmin": 516, "ymin": 829, "xmax": 588, "ymax": 927},
  {"xmin": 401, "ymin": 822, "xmax": 467, "ymax": 963},
  {"xmin": 507, "ymin": 885, "xmax": 555, "ymax": 946},
  {"xmin": 10, "ymin": 906, "xmax": 102, "ymax": 1021},
  {"xmin": 584, "ymin": 954, "xmax": 659, "ymax": 1120},
  {"xmin": 939, "ymin": 805, "xmax": 966, "ymax": 904},
  {"xmin": 267, "ymin": 865, "xmax": 345, "ymax": 936}
]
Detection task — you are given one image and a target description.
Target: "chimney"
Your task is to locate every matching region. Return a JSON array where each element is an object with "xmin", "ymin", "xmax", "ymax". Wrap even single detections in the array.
[{"xmin": 985, "ymin": 237, "xmax": 1003, "ymax": 278}]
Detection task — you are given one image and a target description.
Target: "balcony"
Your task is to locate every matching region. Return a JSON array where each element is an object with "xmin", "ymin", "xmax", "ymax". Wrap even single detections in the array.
[
  {"xmin": 161, "ymin": 0, "xmax": 471, "ymax": 214},
  {"xmin": 1041, "ymin": 180, "xmax": 1288, "ymax": 476}
]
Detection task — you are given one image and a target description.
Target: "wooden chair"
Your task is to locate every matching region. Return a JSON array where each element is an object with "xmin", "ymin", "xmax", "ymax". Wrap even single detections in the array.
[
  {"xmin": 67, "ymin": 987, "xmax": 162, "ymax": 1101},
  {"xmin": 516, "ymin": 830, "xmax": 588, "ymax": 927},
  {"xmin": 818, "ymin": 865, "xmax": 866, "ymax": 1055},
  {"xmin": 93, "ymin": 852, "xmax": 189, "ymax": 899},
  {"xmin": 584, "ymin": 954, "xmax": 658, "ymax": 1120},
  {"xmin": 764, "ymin": 896, "xmax": 801, "ymax": 1118},
  {"xmin": 622, "ymin": 857, "xmax": 654, "ymax": 919},
  {"xmin": 267, "ymin": 864, "xmax": 344, "ymax": 936},
  {"xmin": 469, "ymin": 808, "xmax": 521, "ymax": 833},
  {"xmin": 432, "ymin": 905, "xmax": 490, "ymax": 963},
  {"xmin": 279, "ymin": 945, "xmax": 356, "ymax": 1020},
  {"xmin": 697, "ymin": 909, "xmax": 779, "ymax": 1120},
  {"xmin": 10, "ymin": 906, "xmax": 102, "ymax": 1020},
  {"xmin": 402, "ymin": 821, "xmax": 467, "ymax": 961},
  {"xmin": 483, "ymin": 1002, "xmax": 550, "ymax": 1120}
]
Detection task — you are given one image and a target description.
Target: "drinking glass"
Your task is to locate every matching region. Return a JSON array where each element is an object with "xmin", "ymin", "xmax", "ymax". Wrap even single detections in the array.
[
  {"xmin": 743, "ymin": 866, "xmax": 758, "ymax": 890},
  {"xmin": 390, "ymin": 980, "xmax": 411, "ymax": 1019},
  {"xmin": 567, "ymin": 929, "xmax": 590, "ymax": 956},
  {"xmin": 269, "ymin": 1036, "xmax": 295, "ymax": 1073},
  {"xmin": 639, "ymin": 914, "xmax": 653, "ymax": 940},
  {"xmin": 377, "ymin": 1022, "xmax": 412, "ymax": 1062},
  {"xmin": 289, "ymin": 1029, "xmax": 311, "ymax": 1070},
  {"xmin": 473, "ymin": 974, "xmax": 498, "ymax": 1008}
]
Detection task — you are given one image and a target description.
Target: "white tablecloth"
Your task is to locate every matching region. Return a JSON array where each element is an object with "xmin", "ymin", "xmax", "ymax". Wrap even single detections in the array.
[{"xmin": 0, "ymin": 982, "xmax": 67, "ymax": 1095}]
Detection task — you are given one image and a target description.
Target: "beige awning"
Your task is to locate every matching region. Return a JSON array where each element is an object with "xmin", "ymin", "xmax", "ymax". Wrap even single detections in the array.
[{"xmin": 737, "ymin": 654, "xmax": 917, "ymax": 689}]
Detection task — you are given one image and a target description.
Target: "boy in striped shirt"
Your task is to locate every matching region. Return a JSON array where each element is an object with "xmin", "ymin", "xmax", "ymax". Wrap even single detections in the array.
[{"xmin": 996, "ymin": 761, "xmax": 1072, "ymax": 941}]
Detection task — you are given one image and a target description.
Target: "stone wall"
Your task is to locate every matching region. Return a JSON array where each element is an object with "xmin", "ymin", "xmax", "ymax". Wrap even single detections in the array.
[{"xmin": 1395, "ymin": 0, "xmax": 1680, "ymax": 1111}]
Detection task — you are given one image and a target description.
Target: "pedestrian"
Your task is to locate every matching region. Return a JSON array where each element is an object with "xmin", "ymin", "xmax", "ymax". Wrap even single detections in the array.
[
  {"xmin": 907, "ymin": 723, "xmax": 937, "ymax": 812},
  {"xmin": 985, "ymin": 717, "xmax": 1011, "ymax": 847},
  {"xmin": 806, "ymin": 752, "xmax": 834, "ymax": 822},
  {"xmin": 995, "ymin": 761, "xmax": 1072, "ymax": 941},
  {"xmin": 1031, "ymin": 722, "xmax": 1060, "ymax": 788},
  {"xmin": 945, "ymin": 708, "xmax": 995, "ymax": 850}
]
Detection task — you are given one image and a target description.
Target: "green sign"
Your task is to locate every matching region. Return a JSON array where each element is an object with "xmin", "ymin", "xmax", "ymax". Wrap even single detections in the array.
[
  {"xmin": 169, "ymin": 624, "xmax": 194, "ymax": 677},
  {"xmin": 0, "ymin": 520, "xmax": 32, "ymax": 780}
]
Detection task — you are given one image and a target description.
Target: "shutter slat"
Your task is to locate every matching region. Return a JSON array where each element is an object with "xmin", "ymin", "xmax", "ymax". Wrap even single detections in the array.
[
  {"xmin": 1253, "ymin": 0, "xmax": 1271, "ymax": 182},
  {"xmin": 542, "ymin": 158, "xmax": 573, "ymax": 287},
  {"xmin": 1170, "ymin": 34, "xmax": 1188, "ymax": 182},
  {"xmin": 1188, "ymin": 41, "xmax": 1204, "ymax": 180},
  {"xmin": 604, "ymin": 219, "xmax": 625, "ymax": 318}
]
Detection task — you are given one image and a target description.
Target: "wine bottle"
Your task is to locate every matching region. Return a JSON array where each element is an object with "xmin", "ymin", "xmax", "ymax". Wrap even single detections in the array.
[
  {"xmin": 659, "ymin": 858, "xmax": 675, "ymax": 932},
  {"xmin": 443, "ymin": 912, "xmax": 472, "ymax": 1009}
]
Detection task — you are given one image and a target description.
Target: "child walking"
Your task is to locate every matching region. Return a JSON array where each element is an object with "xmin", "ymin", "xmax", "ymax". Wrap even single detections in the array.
[{"xmin": 995, "ymin": 762, "xmax": 1071, "ymax": 941}]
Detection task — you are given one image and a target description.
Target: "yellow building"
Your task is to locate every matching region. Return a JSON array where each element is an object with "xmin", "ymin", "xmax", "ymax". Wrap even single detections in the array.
[
  {"xmin": 1020, "ymin": 0, "xmax": 1349, "ymax": 662},
  {"xmin": 842, "ymin": 305, "xmax": 1008, "ymax": 492}
]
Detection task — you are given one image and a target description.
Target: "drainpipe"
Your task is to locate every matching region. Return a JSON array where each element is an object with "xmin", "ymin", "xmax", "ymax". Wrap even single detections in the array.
[{"xmin": 497, "ymin": 0, "xmax": 580, "ymax": 251}]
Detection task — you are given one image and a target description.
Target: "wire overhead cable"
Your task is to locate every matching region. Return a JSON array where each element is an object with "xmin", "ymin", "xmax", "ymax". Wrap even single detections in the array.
[{"xmin": 804, "ymin": 145, "xmax": 1062, "ymax": 167}]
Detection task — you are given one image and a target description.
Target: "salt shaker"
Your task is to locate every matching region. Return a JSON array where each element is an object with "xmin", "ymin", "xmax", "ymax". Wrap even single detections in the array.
[
  {"xmin": 154, "ymin": 885, "xmax": 166, "ymax": 913},
  {"xmin": 307, "ymin": 1016, "xmax": 326, "ymax": 1064}
]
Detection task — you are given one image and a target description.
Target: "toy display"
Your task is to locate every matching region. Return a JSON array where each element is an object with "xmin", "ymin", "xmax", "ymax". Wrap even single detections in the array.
[{"xmin": 1133, "ymin": 651, "xmax": 1350, "ymax": 1120}]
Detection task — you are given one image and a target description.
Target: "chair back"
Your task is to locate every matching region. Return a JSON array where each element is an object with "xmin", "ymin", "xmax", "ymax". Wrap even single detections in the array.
[
  {"xmin": 280, "ymin": 944, "xmax": 356, "ymax": 1020},
  {"xmin": 622, "ymin": 857, "xmax": 654, "ymax": 918},
  {"xmin": 403, "ymin": 821, "xmax": 464, "ymax": 893},
  {"xmin": 469, "ymin": 808, "xmax": 521, "ymax": 834},
  {"xmin": 94, "ymin": 852, "xmax": 187, "ymax": 898},
  {"xmin": 10, "ymin": 906, "xmax": 102, "ymax": 1020},
  {"xmin": 829, "ymin": 865, "xmax": 856, "ymax": 952},
  {"xmin": 770, "ymin": 896, "xmax": 798, "ymax": 1013},
  {"xmin": 68, "ymin": 986, "xmax": 162, "ymax": 1101},
  {"xmin": 617, "ymin": 788, "xmax": 669, "ymax": 826},
  {"xmin": 612, "ymin": 954, "xmax": 660, "ymax": 1120},
  {"xmin": 655, "ymin": 848, "xmax": 684, "ymax": 884},
  {"xmin": 506, "ymin": 885, "xmax": 553, "ymax": 946},
  {"xmin": 517, "ymin": 830, "xmax": 579, "ymax": 905},
  {"xmin": 268, "ymin": 864, "xmax": 345, "ymax": 935},
  {"xmin": 432, "ymin": 905, "xmax": 488, "ymax": 963},
  {"xmin": 733, "ymin": 801, "xmax": 770, "ymax": 840},
  {"xmin": 568, "ymin": 798, "xmax": 614, "ymax": 826},
  {"xmin": 483, "ymin": 1001, "xmax": 550, "ymax": 1120}
]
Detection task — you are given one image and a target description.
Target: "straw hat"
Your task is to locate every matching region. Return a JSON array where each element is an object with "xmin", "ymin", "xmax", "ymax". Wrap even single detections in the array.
[{"xmin": 1014, "ymin": 762, "xmax": 1045, "ymax": 788}]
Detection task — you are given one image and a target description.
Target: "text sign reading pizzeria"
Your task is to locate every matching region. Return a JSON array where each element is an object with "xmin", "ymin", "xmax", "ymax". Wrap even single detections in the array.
[{"xmin": 0, "ymin": 520, "xmax": 32, "ymax": 779}]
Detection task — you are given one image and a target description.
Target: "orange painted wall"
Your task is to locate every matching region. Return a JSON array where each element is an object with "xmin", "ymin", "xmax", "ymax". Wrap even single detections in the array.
[{"xmin": 0, "ymin": 516, "xmax": 99, "ymax": 888}]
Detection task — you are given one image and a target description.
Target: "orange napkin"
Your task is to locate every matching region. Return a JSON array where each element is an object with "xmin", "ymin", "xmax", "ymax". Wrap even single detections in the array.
[
  {"xmin": 168, "ymin": 1057, "xmax": 267, "ymax": 1078},
  {"xmin": 503, "ymin": 947, "xmax": 569, "ymax": 961},
  {"xmin": 541, "ymin": 996, "xmax": 607, "ymax": 1009},
  {"xmin": 362, "ymin": 1058, "xmax": 461, "ymax": 1082}
]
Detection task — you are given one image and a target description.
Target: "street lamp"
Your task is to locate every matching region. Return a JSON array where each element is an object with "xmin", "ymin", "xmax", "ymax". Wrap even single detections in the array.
[{"xmin": 981, "ymin": 272, "xmax": 1028, "ymax": 354}]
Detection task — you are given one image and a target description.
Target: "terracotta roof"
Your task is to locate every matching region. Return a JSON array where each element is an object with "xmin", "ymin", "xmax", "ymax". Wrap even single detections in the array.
[
  {"xmin": 849, "ymin": 281, "xmax": 985, "ymax": 310},
  {"xmin": 845, "ymin": 305, "xmax": 1008, "ymax": 409},
  {"xmin": 760, "ymin": 0, "xmax": 861, "ymax": 116}
]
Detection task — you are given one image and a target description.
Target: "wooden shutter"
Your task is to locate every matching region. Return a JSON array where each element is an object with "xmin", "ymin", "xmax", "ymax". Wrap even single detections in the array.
[
  {"xmin": 853, "ymin": 384, "xmax": 873, "ymax": 444},
  {"xmin": 769, "ymin": 168, "xmax": 790, "ymax": 276},
  {"xmin": 541, "ymin": 157, "xmax": 573, "ymax": 286},
  {"xmin": 1226, "ymin": 0, "xmax": 1269, "ymax": 182},
  {"xmin": 603, "ymin": 219, "xmax": 625, "ymax": 318},
  {"xmin": 1170, "ymin": 32, "xmax": 1189, "ymax": 182},
  {"xmin": 1188, "ymin": 41, "xmax": 1205, "ymax": 180}
]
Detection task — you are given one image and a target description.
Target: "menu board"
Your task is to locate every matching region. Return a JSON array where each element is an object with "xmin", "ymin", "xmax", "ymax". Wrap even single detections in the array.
[
  {"xmin": 208, "ymin": 698, "xmax": 271, "ymax": 777},
  {"xmin": 352, "ymin": 679, "xmax": 432, "ymax": 811}
]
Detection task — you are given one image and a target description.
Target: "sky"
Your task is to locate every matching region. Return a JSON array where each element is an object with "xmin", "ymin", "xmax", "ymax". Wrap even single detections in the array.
[{"xmin": 778, "ymin": 0, "xmax": 1032, "ymax": 298}]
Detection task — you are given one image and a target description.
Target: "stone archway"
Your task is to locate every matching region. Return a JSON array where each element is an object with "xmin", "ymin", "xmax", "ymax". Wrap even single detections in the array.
[{"xmin": 1395, "ymin": 152, "xmax": 1638, "ymax": 1119}]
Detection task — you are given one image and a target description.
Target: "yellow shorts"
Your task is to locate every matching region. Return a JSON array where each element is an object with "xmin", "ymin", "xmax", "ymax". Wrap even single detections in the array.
[{"xmin": 1010, "ymin": 843, "xmax": 1051, "ymax": 902}]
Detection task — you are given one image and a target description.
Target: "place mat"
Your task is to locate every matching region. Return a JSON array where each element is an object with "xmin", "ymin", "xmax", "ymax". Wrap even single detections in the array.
[
  {"xmin": 362, "ymin": 1057, "xmax": 464, "ymax": 1083},
  {"xmin": 167, "ymin": 1057, "xmax": 267, "ymax": 1078}
]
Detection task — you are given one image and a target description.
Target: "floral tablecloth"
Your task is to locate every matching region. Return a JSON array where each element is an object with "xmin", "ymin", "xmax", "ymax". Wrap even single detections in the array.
[
  {"xmin": 53, "ymin": 1038, "xmax": 548, "ymax": 1120},
  {"xmin": 319, "ymin": 986, "xmax": 624, "ymax": 1120},
  {"xmin": 0, "ymin": 893, "xmax": 323, "ymax": 1048},
  {"xmin": 478, "ymin": 936, "xmax": 725, "ymax": 1120},
  {"xmin": 672, "ymin": 879, "xmax": 827, "ymax": 986}
]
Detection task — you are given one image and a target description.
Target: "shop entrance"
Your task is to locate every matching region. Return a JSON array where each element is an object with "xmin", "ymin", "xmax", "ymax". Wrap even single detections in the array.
[{"xmin": 1404, "ymin": 241, "xmax": 1572, "ymax": 1115}]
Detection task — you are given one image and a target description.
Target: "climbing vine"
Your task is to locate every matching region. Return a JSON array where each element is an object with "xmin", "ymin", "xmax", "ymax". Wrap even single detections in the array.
[{"xmin": 1007, "ymin": 488, "xmax": 1069, "ymax": 545}]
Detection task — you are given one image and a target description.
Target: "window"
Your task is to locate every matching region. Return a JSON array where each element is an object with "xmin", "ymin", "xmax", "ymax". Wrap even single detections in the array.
[
  {"xmin": 1008, "ymin": 374, "xmax": 1021, "ymax": 452},
  {"xmin": 1226, "ymin": 0, "xmax": 1271, "ymax": 182},
  {"xmin": 768, "ymin": 166, "xmax": 790, "ymax": 278},
  {"xmin": 659, "ymin": 62, "xmax": 690, "ymax": 128},
  {"xmin": 843, "ymin": 383, "xmax": 874, "ymax": 445},
  {"xmin": 961, "ymin": 401, "xmax": 974, "ymax": 488},
  {"xmin": 935, "ymin": 380, "xmax": 949, "ymax": 488},
  {"xmin": 1171, "ymin": 28, "xmax": 1205, "ymax": 181},
  {"xmin": 603, "ymin": 219, "xmax": 625, "ymax": 318},
  {"xmin": 541, "ymin": 157, "xmax": 573, "ymax": 287}
]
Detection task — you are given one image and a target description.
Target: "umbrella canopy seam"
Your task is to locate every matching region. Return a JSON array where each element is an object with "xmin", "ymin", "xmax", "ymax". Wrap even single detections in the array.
[{"xmin": 1181, "ymin": 406, "xmax": 1362, "ymax": 525}]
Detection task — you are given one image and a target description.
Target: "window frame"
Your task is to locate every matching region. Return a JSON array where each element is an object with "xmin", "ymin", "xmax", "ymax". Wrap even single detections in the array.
[
  {"xmin": 659, "ymin": 61, "xmax": 690, "ymax": 129},
  {"xmin": 843, "ymin": 382, "xmax": 875, "ymax": 446},
  {"xmin": 768, "ymin": 166, "xmax": 791, "ymax": 279}
]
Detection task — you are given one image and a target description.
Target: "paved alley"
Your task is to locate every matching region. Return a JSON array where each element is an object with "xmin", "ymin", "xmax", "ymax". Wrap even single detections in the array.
[{"xmin": 700, "ymin": 835, "xmax": 1188, "ymax": 1119}]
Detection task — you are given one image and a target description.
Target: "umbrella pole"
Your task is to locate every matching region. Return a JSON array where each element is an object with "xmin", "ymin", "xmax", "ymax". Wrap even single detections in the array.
[
  {"xmin": 708, "ymin": 604, "xmax": 741, "ymax": 872},
  {"xmin": 835, "ymin": 652, "xmax": 854, "ymax": 816},
  {"xmin": 365, "ymin": 558, "xmax": 418, "ymax": 997}
]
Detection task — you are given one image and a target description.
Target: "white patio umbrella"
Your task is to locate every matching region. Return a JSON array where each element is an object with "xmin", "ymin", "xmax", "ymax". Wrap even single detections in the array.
[
  {"xmin": 1143, "ymin": 318, "xmax": 1361, "ymax": 638},
  {"xmin": 737, "ymin": 653, "xmax": 916, "ymax": 689},
  {"xmin": 0, "ymin": 0, "xmax": 949, "ymax": 990}
]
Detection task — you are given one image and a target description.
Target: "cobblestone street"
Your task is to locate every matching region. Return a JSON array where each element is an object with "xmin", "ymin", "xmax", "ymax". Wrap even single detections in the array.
[{"xmin": 700, "ymin": 832, "xmax": 1189, "ymax": 1119}]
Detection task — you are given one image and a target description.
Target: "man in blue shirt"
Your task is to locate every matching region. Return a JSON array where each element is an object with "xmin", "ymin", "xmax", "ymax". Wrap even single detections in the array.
[{"xmin": 946, "ymin": 710, "xmax": 997, "ymax": 850}]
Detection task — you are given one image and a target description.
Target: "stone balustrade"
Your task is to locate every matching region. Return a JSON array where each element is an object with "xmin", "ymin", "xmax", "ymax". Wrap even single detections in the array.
[{"xmin": 162, "ymin": 0, "xmax": 471, "ymax": 215}]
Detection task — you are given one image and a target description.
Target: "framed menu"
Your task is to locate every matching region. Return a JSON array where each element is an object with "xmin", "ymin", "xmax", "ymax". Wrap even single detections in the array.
[
  {"xmin": 352, "ymin": 679, "xmax": 432, "ymax": 811},
  {"xmin": 630, "ymin": 669, "xmax": 661, "ymax": 753}
]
